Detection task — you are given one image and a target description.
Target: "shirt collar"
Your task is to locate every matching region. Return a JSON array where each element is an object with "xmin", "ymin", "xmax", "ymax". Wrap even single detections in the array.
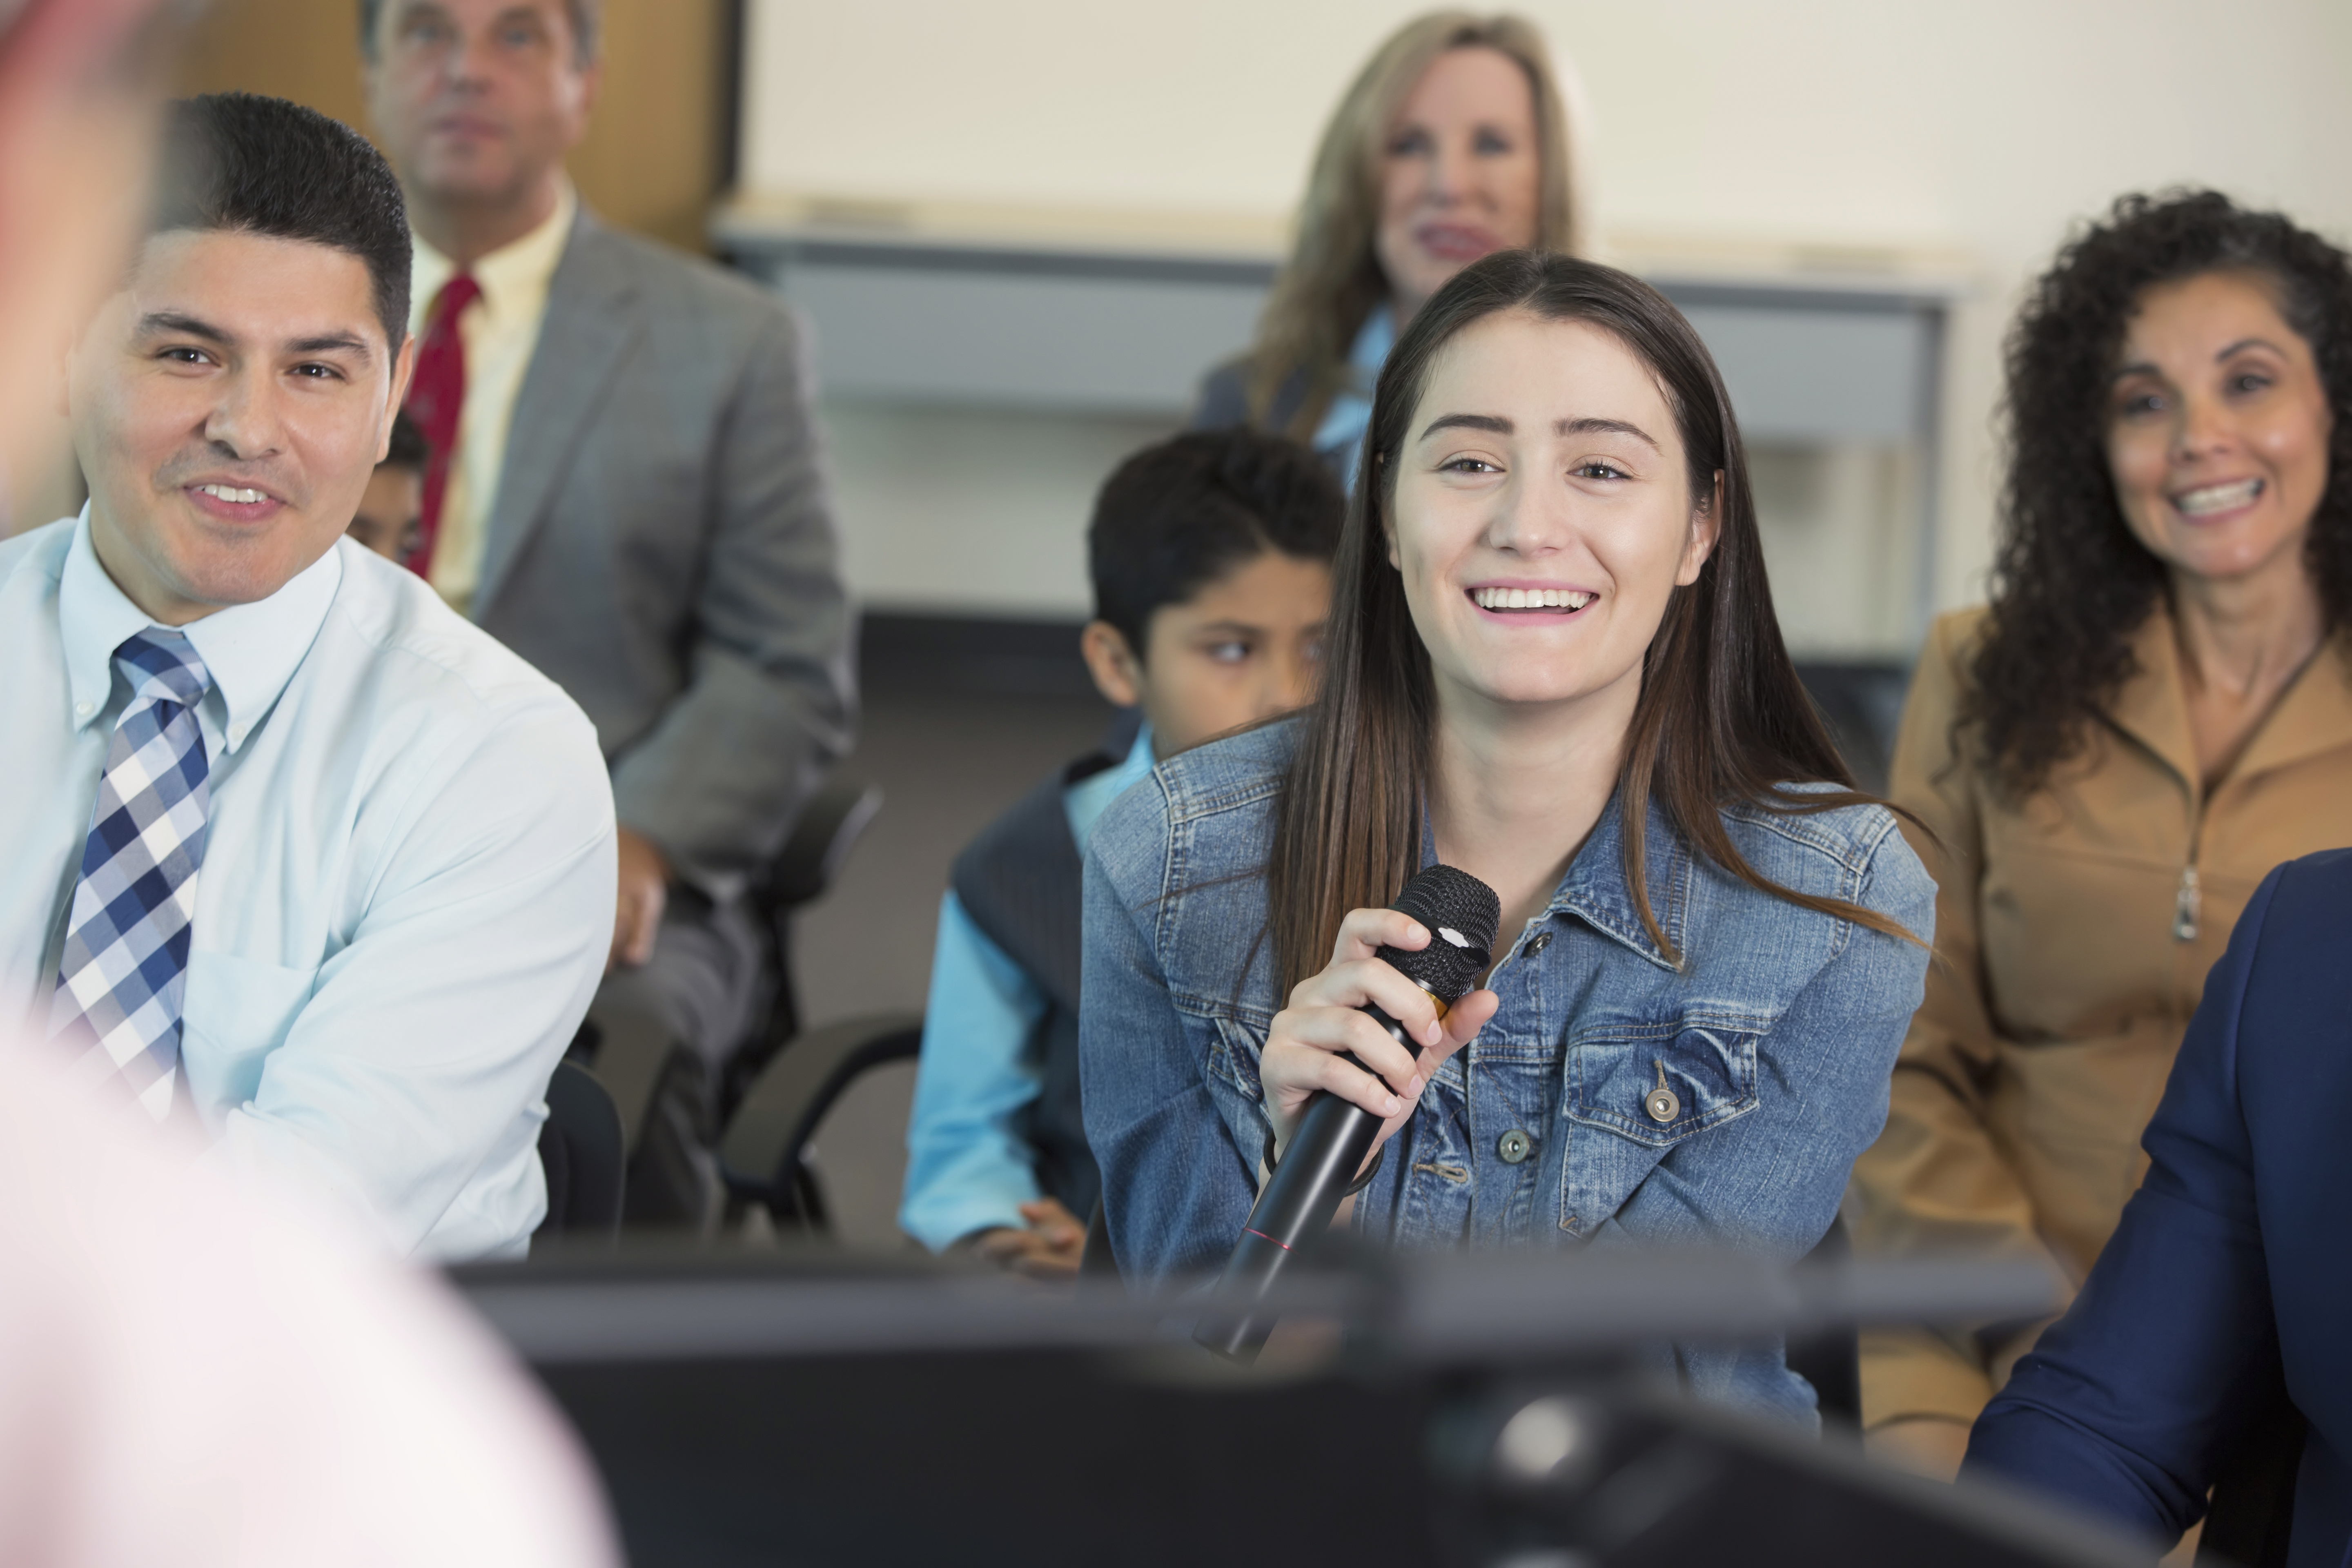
[
  {"xmin": 1064, "ymin": 719, "xmax": 1157, "ymax": 850},
  {"xmin": 2234, "ymin": 633, "xmax": 2352, "ymax": 781},
  {"xmin": 1310, "ymin": 309, "xmax": 1399, "ymax": 479},
  {"xmin": 59, "ymin": 506, "xmax": 344, "ymax": 754},
  {"xmin": 1548, "ymin": 787, "xmax": 1688, "ymax": 972},
  {"xmin": 1420, "ymin": 784, "xmax": 1688, "ymax": 973},
  {"xmin": 2102, "ymin": 598, "xmax": 2352, "ymax": 800},
  {"xmin": 408, "ymin": 179, "xmax": 577, "ymax": 333},
  {"xmin": 2103, "ymin": 600, "xmax": 2199, "ymax": 796},
  {"xmin": 1348, "ymin": 307, "xmax": 1396, "ymax": 387}
]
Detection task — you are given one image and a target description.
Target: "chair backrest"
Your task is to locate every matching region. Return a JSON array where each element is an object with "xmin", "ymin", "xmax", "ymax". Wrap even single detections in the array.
[
  {"xmin": 1080, "ymin": 1198, "xmax": 1119, "ymax": 1279},
  {"xmin": 753, "ymin": 779, "xmax": 885, "ymax": 927},
  {"xmin": 535, "ymin": 1060, "xmax": 626, "ymax": 1242},
  {"xmin": 717, "ymin": 1011, "xmax": 923, "ymax": 1229},
  {"xmin": 734, "ymin": 779, "xmax": 885, "ymax": 1087},
  {"xmin": 2202, "ymin": 1365, "xmax": 2307, "ymax": 1567},
  {"xmin": 1784, "ymin": 1214, "xmax": 1860, "ymax": 1426}
]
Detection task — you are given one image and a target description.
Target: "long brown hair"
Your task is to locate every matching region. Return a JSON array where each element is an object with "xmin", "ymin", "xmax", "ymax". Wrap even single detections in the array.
[
  {"xmin": 1245, "ymin": 11, "xmax": 1590, "ymax": 439},
  {"xmin": 1266, "ymin": 249, "xmax": 1916, "ymax": 993}
]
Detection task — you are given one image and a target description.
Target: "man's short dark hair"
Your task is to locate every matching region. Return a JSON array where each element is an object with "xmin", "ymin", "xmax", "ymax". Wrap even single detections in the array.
[
  {"xmin": 357, "ymin": 0, "xmax": 602, "ymax": 65},
  {"xmin": 1089, "ymin": 428, "xmax": 1346, "ymax": 659},
  {"xmin": 151, "ymin": 93, "xmax": 412, "ymax": 351},
  {"xmin": 381, "ymin": 408, "xmax": 430, "ymax": 472}
]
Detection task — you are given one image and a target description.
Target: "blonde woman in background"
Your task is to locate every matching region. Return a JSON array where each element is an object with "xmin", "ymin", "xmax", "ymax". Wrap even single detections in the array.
[{"xmin": 1192, "ymin": 11, "xmax": 1590, "ymax": 484}]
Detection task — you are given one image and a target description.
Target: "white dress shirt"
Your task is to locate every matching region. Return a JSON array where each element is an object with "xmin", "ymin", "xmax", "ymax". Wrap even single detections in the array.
[
  {"xmin": 0, "ymin": 512, "xmax": 617, "ymax": 1260},
  {"xmin": 409, "ymin": 181, "xmax": 576, "ymax": 615}
]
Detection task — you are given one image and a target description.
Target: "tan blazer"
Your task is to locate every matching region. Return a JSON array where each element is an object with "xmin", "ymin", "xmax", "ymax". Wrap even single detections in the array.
[{"xmin": 1850, "ymin": 604, "xmax": 2352, "ymax": 1428}]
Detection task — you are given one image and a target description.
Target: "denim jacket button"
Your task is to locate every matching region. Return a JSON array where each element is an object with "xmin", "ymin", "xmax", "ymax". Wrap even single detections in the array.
[
  {"xmin": 1497, "ymin": 1128, "xmax": 1533, "ymax": 1164},
  {"xmin": 1523, "ymin": 932, "xmax": 1552, "ymax": 957}
]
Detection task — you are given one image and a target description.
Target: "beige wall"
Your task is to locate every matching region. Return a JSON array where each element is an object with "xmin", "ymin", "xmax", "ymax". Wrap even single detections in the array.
[
  {"xmin": 741, "ymin": 0, "xmax": 2352, "ymax": 619},
  {"xmin": 178, "ymin": 0, "xmax": 730, "ymax": 253}
]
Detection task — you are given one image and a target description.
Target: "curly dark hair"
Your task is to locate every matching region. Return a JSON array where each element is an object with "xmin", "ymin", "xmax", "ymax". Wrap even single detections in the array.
[
  {"xmin": 1087, "ymin": 427, "xmax": 1345, "ymax": 660},
  {"xmin": 1968, "ymin": 188, "xmax": 2352, "ymax": 795}
]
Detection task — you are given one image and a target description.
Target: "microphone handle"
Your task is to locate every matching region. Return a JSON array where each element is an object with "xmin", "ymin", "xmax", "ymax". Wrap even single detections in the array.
[{"xmin": 1193, "ymin": 1003, "xmax": 1409, "ymax": 1363}]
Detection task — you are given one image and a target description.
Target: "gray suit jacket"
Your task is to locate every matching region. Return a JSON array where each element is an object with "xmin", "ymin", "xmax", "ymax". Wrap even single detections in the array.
[{"xmin": 470, "ymin": 209, "xmax": 855, "ymax": 895}]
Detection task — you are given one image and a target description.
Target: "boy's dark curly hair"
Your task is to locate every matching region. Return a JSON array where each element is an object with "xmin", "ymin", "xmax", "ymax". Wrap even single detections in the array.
[
  {"xmin": 1087, "ymin": 427, "xmax": 1345, "ymax": 660},
  {"xmin": 1968, "ymin": 189, "xmax": 2352, "ymax": 795}
]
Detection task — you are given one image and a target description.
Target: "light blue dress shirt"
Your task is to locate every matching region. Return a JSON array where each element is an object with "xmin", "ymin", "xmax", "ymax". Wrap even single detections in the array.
[
  {"xmin": 0, "ymin": 513, "xmax": 617, "ymax": 1260},
  {"xmin": 1310, "ymin": 309, "xmax": 1397, "ymax": 490},
  {"xmin": 899, "ymin": 722, "xmax": 1155, "ymax": 1250}
]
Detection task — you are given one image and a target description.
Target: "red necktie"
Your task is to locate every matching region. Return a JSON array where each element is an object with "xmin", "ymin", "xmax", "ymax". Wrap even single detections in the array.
[{"xmin": 403, "ymin": 272, "xmax": 481, "ymax": 575}]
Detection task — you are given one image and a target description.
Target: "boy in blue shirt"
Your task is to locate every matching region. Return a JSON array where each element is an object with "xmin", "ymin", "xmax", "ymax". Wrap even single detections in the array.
[{"xmin": 900, "ymin": 428, "xmax": 1344, "ymax": 1274}]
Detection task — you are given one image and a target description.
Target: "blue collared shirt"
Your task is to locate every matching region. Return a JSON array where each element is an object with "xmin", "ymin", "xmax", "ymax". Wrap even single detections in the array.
[
  {"xmin": 0, "ymin": 513, "xmax": 616, "ymax": 1260},
  {"xmin": 1310, "ymin": 309, "xmax": 1396, "ymax": 491},
  {"xmin": 900, "ymin": 721, "xmax": 1155, "ymax": 1250}
]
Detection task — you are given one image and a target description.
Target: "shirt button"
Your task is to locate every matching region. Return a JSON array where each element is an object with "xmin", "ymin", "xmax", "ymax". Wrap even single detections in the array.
[
  {"xmin": 1523, "ymin": 931, "xmax": 1552, "ymax": 957},
  {"xmin": 75, "ymin": 700, "xmax": 93, "ymax": 717},
  {"xmin": 1497, "ymin": 1128, "xmax": 1534, "ymax": 1164},
  {"xmin": 228, "ymin": 724, "xmax": 246, "ymax": 746}
]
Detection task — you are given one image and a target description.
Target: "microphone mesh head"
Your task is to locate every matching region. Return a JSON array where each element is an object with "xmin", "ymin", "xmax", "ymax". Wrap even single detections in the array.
[{"xmin": 1376, "ymin": 864, "xmax": 1503, "ymax": 1004}]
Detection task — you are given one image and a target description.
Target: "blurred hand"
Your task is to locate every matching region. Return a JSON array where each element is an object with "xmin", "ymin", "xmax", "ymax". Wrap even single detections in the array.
[
  {"xmin": 1864, "ymin": 1415, "xmax": 1972, "ymax": 1482},
  {"xmin": 972, "ymin": 1197, "xmax": 1089, "ymax": 1279},
  {"xmin": 1259, "ymin": 906, "xmax": 1497, "ymax": 1158},
  {"xmin": 608, "ymin": 827, "xmax": 670, "ymax": 972}
]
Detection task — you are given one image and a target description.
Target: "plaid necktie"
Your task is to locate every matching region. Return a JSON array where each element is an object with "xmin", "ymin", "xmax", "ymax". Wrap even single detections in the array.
[{"xmin": 48, "ymin": 629, "xmax": 214, "ymax": 1120}]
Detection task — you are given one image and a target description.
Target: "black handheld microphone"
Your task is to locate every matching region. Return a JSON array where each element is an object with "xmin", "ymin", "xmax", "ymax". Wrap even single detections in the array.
[{"xmin": 1194, "ymin": 864, "xmax": 1501, "ymax": 1363}]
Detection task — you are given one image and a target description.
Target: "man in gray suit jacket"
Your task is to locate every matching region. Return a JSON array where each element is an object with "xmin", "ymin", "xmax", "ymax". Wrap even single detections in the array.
[{"xmin": 363, "ymin": 0, "xmax": 855, "ymax": 1220}]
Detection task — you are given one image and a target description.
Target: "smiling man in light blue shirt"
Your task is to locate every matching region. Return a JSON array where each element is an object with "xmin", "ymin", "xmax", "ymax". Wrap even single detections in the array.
[{"xmin": 0, "ymin": 95, "xmax": 614, "ymax": 1260}]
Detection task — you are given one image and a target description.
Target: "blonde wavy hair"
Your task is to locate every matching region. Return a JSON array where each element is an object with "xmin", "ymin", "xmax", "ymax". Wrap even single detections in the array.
[{"xmin": 1245, "ymin": 12, "xmax": 1591, "ymax": 435}]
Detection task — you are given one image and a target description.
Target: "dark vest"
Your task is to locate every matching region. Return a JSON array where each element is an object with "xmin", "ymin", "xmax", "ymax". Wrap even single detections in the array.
[{"xmin": 947, "ymin": 714, "xmax": 1142, "ymax": 1222}]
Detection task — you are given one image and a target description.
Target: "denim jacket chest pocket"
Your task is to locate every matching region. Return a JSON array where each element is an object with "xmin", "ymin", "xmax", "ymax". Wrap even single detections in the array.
[{"xmin": 1557, "ymin": 1008, "xmax": 1769, "ymax": 1237}]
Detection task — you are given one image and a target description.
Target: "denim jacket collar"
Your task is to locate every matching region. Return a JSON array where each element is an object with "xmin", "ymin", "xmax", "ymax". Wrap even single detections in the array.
[{"xmin": 1423, "ymin": 784, "xmax": 1691, "ymax": 974}]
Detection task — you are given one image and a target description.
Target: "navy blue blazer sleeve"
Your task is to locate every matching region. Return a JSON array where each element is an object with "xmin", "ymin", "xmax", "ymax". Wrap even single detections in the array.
[{"xmin": 1962, "ymin": 862, "xmax": 2287, "ymax": 1546}]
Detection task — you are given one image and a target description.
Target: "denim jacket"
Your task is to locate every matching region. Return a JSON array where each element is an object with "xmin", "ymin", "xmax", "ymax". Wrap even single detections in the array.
[{"xmin": 1079, "ymin": 718, "xmax": 1934, "ymax": 1423}]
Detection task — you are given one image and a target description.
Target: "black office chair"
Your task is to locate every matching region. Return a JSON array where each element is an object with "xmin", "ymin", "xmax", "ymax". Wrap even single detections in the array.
[
  {"xmin": 1786, "ymin": 1215, "xmax": 1860, "ymax": 1428},
  {"xmin": 1793, "ymin": 661, "xmax": 1911, "ymax": 796},
  {"xmin": 575, "ymin": 777, "xmax": 884, "ymax": 1159},
  {"xmin": 717, "ymin": 1010, "xmax": 924, "ymax": 1230},
  {"xmin": 535, "ymin": 1059, "xmax": 626, "ymax": 1242},
  {"xmin": 2199, "ymin": 1367, "xmax": 2307, "ymax": 1567},
  {"xmin": 720, "ymin": 777, "xmax": 886, "ymax": 1121},
  {"xmin": 1080, "ymin": 1198, "xmax": 1119, "ymax": 1278}
]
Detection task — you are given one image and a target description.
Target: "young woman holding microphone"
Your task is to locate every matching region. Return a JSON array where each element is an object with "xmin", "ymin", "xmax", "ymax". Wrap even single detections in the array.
[{"xmin": 1082, "ymin": 249, "xmax": 1934, "ymax": 1423}]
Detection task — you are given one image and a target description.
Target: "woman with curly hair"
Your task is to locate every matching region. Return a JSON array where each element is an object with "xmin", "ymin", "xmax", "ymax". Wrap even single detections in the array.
[{"xmin": 1851, "ymin": 189, "xmax": 2352, "ymax": 1480}]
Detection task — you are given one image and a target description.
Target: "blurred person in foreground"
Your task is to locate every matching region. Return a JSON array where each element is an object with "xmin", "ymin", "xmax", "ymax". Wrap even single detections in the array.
[
  {"xmin": 1192, "ymin": 10, "xmax": 1590, "ymax": 485},
  {"xmin": 899, "ymin": 429, "xmax": 1344, "ymax": 1275},
  {"xmin": 1964, "ymin": 848, "xmax": 2352, "ymax": 1566},
  {"xmin": 0, "ymin": 1039, "xmax": 619, "ymax": 1566},
  {"xmin": 0, "ymin": 91, "xmax": 615, "ymax": 1260},
  {"xmin": 0, "ymin": 7, "xmax": 613, "ymax": 1562},
  {"xmin": 361, "ymin": 0, "xmax": 855, "ymax": 1227},
  {"xmin": 1851, "ymin": 190, "xmax": 2352, "ymax": 1479},
  {"xmin": 347, "ymin": 406, "xmax": 429, "ymax": 560}
]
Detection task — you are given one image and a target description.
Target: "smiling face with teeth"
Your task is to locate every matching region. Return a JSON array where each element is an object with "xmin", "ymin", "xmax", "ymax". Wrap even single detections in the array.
[
  {"xmin": 2106, "ymin": 269, "xmax": 2333, "ymax": 588},
  {"xmin": 67, "ymin": 229, "xmax": 416, "ymax": 624},
  {"xmin": 1383, "ymin": 308, "xmax": 1719, "ymax": 720}
]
